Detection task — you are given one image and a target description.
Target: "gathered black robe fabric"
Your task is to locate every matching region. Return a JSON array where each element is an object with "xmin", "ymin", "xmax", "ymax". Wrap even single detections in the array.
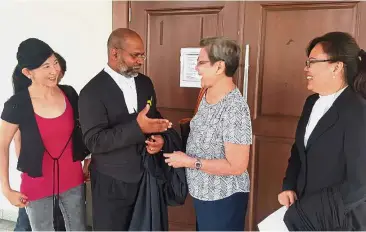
[
  {"xmin": 284, "ymin": 185, "xmax": 366, "ymax": 230},
  {"xmin": 128, "ymin": 129, "xmax": 188, "ymax": 231}
]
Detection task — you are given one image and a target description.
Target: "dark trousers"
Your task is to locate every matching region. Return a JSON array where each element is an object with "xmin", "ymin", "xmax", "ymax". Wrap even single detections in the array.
[
  {"xmin": 14, "ymin": 208, "xmax": 31, "ymax": 231},
  {"xmin": 193, "ymin": 192, "xmax": 249, "ymax": 231},
  {"xmin": 14, "ymin": 204, "xmax": 66, "ymax": 231},
  {"xmin": 90, "ymin": 168, "xmax": 140, "ymax": 231}
]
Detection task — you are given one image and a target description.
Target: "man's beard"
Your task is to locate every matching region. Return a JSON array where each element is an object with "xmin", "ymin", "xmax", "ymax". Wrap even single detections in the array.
[{"xmin": 118, "ymin": 62, "xmax": 141, "ymax": 78}]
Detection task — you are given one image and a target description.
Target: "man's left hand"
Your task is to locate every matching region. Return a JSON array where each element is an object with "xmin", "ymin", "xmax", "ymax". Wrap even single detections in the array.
[
  {"xmin": 146, "ymin": 135, "xmax": 164, "ymax": 155},
  {"xmin": 83, "ymin": 158, "xmax": 91, "ymax": 182}
]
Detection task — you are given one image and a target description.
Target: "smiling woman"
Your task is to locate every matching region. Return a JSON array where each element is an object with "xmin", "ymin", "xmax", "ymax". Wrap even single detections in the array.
[
  {"xmin": 0, "ymin": 38, "xmax": 89, "ymax": 231},
  {"xmin": 279, "ymin": 32, "xmax": 366, "ymax": 230},
  {"xmin": 164, "ymin": 37, "xmax": 252, "ymax": 231},
  {"xmin": 12, "ymin": 52, "xmax": 69, "ymax": 232}
]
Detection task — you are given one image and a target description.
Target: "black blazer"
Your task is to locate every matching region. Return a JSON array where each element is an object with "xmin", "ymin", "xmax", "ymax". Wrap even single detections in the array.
[
  {"xmin": 283, "ymin": 86, "xmax": 366, "ymax": 207},
  {"xmin": 0, "ymin": 85, "xmax": 89, "ymax": 178},
  {"xmin": 78, "ymin": 70, "xmax": 163, "ymax": 182}
]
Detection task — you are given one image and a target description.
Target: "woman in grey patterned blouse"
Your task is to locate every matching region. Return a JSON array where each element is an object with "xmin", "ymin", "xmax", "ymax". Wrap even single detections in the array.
[{"xmin": 164, "ymin": 37, "xmax": 252, "ymax": 231}]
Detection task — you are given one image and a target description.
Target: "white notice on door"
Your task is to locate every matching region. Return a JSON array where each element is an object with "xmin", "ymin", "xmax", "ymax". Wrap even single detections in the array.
[
  {"xmin": 257, "ymin": 206, "xmax": 289, "ymax": 231},
  {"xmin": 180, "ymin": 48, "xmax": 201, "ymax": 88}
]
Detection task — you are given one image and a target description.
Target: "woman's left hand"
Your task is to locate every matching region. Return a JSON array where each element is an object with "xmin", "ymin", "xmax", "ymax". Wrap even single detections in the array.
[{"xmin": 163, "ymin": 151, "xmax": 195, "ymax": 168}]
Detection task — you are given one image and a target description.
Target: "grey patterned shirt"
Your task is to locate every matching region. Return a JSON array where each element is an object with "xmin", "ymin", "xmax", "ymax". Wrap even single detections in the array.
[{"xmin": 186, "ymin": 88, "xmax": 252, "ymax": 201}]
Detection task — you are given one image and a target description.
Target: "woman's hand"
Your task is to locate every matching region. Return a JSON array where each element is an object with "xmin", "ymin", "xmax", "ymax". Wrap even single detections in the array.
[
  {"xmin": 3, "ymin": 188, "xmax": 28, "ymax": 208},
  {"xmin": 163, "ymin": 151, "xmax": 195, "ymax": 168},
  {"xmin": 278, "ymin": 190, "xmax": 297, "ymax": 208}
]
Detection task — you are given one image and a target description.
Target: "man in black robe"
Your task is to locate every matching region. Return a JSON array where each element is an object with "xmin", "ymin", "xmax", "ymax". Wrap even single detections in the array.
[{"xmin": 79, "ymin": 28, "xmax": 186, "ymax": 231}]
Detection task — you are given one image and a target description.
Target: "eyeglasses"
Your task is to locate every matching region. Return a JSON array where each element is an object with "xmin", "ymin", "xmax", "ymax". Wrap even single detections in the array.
[
  {"xmin": 196, "ymin": 60, "xmax": 211, "ymax": 66},
  {"xmin": 115, "ymin": 47, "xmax": 146, "ymax": 60},
  {"xmin": 305, "ymin": 59, "xmax": 333, "ymax": 68}
]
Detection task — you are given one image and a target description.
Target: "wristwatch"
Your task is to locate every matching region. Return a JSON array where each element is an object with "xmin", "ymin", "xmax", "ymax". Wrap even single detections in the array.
[{"xmin": 194, "ymin": 158, "xmax": 202, "ymax": 170}]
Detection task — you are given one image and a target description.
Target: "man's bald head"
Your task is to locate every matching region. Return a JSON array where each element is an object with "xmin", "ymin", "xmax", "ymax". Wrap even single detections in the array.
[
  {"xmin": 107, "ymin": 28, "xmax": 142, "ymax": 51},
  {"xmin": 106, "ymin": 28, "xmax": 145, "ymax": 78}
]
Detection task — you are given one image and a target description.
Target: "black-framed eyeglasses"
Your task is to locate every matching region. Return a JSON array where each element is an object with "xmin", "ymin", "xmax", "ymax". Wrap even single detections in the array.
[
  {"xmin": 305, "ymin": 59, "xmax": 333, "ymax": 68},
  {"xmin": 115, "ymin": 47, "xmax": 146, "ymax": 60}
]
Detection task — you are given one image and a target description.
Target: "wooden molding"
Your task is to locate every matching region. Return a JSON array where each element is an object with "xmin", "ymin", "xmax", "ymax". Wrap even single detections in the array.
[{"xmin": 112, "ymin": 1, "xmax": 129, "ymax": 29}]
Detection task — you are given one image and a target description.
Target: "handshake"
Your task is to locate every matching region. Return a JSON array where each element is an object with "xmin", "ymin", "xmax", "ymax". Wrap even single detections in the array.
[{"xmin": 136, "ymin": 104, "xmax": 172, "ymax": 134}]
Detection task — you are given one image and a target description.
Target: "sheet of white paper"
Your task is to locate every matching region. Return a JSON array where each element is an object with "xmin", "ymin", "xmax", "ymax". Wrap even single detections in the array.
[
  {"xmin": 179, "ymin": 48, "xmax": 201, "ymax": 88},
  {"xmin": 257, "ymin": 206, "xmax": 289, "ymax": 231}
]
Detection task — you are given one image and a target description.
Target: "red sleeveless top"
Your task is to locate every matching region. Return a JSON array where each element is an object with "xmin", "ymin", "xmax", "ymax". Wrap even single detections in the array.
[{"xmin": 20, "ymin": 96, "xmax": 83, "ymax": 201}]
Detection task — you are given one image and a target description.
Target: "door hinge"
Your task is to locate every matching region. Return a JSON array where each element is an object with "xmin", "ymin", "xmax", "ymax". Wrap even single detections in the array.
[{"xmin": 128, "ymin": 7, "xmax": 131, "ymax": 22}]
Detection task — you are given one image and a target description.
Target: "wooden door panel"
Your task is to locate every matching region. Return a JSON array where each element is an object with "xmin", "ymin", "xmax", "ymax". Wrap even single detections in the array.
[
  {"xmin": 244, "ymin": 1, "xmax": 366, "ymax": 230},
  {"xmin": 130, "ymin": 2, "xmax": 241, "ymax": 131},
  {"xmin": 260, "ymin": 3, "xmax": 356, "ymax": 117},
  {"xmin": 253, "ymin": 137, "xmax": 294, "ymax": 224},
  {"xmin": 148, "ymin": 11, "xmax": 219, "ymax": 111},
  {"xmin": 167, "ymin": 197, "xmax": 196, "ymax": 231}
]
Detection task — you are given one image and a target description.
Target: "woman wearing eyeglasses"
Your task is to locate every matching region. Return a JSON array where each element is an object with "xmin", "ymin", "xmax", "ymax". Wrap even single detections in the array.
[
  {"xmin": 278, "ymin": 32, "xmax": 366, "ymax": 230},
  {"xmin": 164, "ymin": 37, "xmax": 252, "ymax": 231}
]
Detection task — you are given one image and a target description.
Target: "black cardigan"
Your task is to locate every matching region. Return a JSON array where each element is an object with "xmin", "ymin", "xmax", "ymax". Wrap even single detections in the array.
[{"xmin": 1, "ymin": 85, "xmax": 89, "ymax": 177}]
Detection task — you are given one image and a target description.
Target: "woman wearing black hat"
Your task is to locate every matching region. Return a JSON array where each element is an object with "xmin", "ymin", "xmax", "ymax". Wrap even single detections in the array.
[
  {"xmin": 13, "ymin": 52, "xmax": 68, "ymax": 232},
  {"xmin": 0, "ymin": 38, "xmax": 88, "ymax": 230}
]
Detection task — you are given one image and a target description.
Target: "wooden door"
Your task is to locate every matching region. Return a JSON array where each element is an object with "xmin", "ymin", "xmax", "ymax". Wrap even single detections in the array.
[
  {"xmin": 243, "ymin": 1, "xmax": 366, "ymax": 230},
  {"xmin": 127, "ymin": 1, "xmax": 241, "ymax": 230}
]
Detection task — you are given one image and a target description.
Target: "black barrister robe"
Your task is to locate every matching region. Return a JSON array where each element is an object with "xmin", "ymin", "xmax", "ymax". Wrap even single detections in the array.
[
  {"xmin": 284, "ymin": 185, "xmax": 366, "ymax": 230},
  {"xmin": 282, "ymin": 87, "xmax": 366, "ymax": 230},
  {"xmin": 128, "ymin": 129, "xmax": 188, "ymax": 231}
]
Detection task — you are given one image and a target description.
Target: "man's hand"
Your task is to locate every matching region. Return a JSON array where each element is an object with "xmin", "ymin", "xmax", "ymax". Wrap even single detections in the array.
[
  {"xmin": 137, "ymin": 104, "xmax": 172, "ymax": 133},
  {"xmin": 278, "ymin": 190, "xmax": 297, "ymax": 208},
  {"xmin": 83, "ymin": 158, "xmax": 91, "ymax": 182},
  {"xmin": 146, "ymin": 135, "xmax": 164, "ymax": 155}
]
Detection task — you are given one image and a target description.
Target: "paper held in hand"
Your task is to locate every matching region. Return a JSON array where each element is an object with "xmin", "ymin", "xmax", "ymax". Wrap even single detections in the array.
[{"xmin": 257, "ymin": 206, "xmax": 289, "ymax": 231}]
